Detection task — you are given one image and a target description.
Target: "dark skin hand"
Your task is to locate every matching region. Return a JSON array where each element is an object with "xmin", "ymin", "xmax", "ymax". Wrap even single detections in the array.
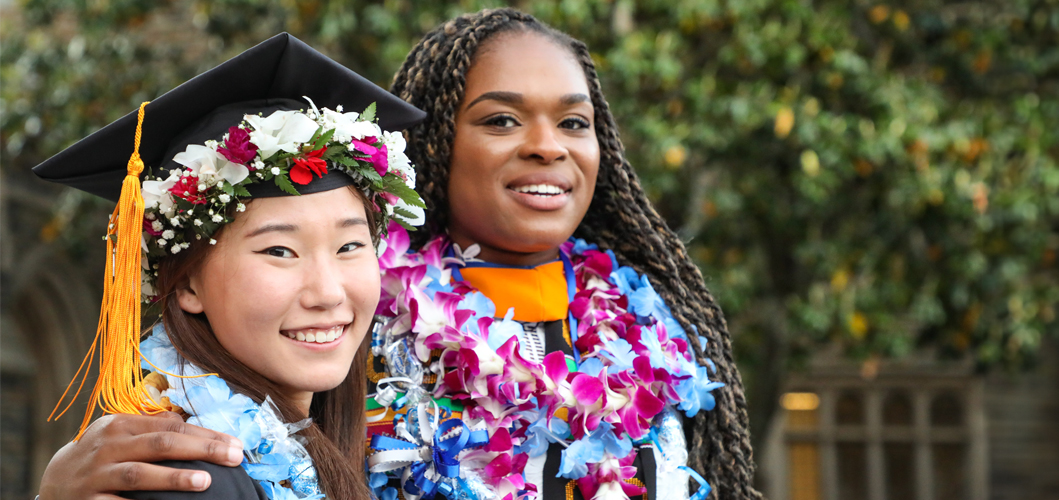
[{"xmin": 38, "ymin": 412, "xmax": 243, "ymax": 500}]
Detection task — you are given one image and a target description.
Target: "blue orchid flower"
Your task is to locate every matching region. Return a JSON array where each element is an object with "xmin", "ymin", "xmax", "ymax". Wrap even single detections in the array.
[
  {"xmin": 243, "ymin": 454, "xmax": 294, "ymax": 482},
  {"xmin": 486, "ymin": 308, "xmax": 523, "ymax": 351},
  {"xmin": 176, "ymin": 377, "xmax": 262, "ymax": 448},
  {"xmin": 628, "ymin": 276, "xmax": 667, "ymax": 320},
  {"xmin": 675, "ymin": 366, "xmax": 725, "ymax": 417},
  {"xmin": 610, "ymin": 267, "xmax": 641, "ymax": 296},
  {"xmin": 577, "ymin": 357, "xmax": 605, "ymax": 377},
  {"xmin": 599, "ymin": 339, "xmax": 637, "ymax": 370},
  {"xmin": 140, "ymin": 324, "xmax": 181, "ymax": 372},
  {"xmin": 523, "ymin": 413, "xmax": 571, "ymax": 458},
  {"xmin": 571, "ymin": 238, "xmax": 598, "ymax": 255},
  {"xmin": 638, "ymin": 326, "xmax": 669, "ymax": 369},
  {"xmin": 557, "ymin": 435, "xmax": 603, "ymax": 479},
  {"xmin": 461, "ymin": 290, "xmax": 496, "ymax": 320},
  {"xmin": 593, "ymin": 422, "xmax": 633, "ymax": 458}
]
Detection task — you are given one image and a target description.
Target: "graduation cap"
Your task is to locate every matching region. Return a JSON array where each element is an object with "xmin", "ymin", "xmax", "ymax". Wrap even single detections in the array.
[
  {"xmin": 35, "ymin": 33, "xmax": 426, "ymax": 438},
  {"xmin": 34, "ymin": 32, "xmax": 425, "ymax": 201}
]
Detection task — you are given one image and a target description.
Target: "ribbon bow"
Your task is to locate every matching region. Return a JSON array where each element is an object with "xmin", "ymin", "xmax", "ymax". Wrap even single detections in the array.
[{"xmin": 368, "ymin": 403, "xmax": 489, "ymax": 499}]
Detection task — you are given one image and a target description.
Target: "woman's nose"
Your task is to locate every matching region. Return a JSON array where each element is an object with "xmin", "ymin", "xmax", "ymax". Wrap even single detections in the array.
[
  {"xmin": 519, "ymin": 122, "xmax": 567, "ymax": 164},
  {"xmin": 301, "ymin": 258, "xmax": 345, "ymax": 310}
]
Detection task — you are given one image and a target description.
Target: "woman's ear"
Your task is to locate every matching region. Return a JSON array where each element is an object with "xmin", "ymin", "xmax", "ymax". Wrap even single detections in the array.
[{"xmin": 176, "ymin": 275, "xmax": 205, "ymax": 314}]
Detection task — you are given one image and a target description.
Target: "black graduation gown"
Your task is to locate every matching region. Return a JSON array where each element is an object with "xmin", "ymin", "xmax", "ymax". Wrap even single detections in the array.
[{"xmin": 120, "ymin": 461, "xmax": 267, "ymax": 500}]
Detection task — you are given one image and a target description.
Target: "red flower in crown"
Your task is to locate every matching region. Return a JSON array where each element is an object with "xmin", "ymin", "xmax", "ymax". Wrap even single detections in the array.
[
  {"xmin": 217, "ymin": 126, "xmax": 258, "ymax": 166},
  {"xmin": 290, "ymin": 147, "xmax": 328, "ymax": 185},
  {"xmin": 168, "ymin": 175, "xmax": 207, "ymax": 204}
]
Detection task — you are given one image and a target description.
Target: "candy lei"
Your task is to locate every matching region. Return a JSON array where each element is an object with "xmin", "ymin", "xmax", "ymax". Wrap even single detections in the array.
[
  {"xmin": 370, "ymin": 226, "xmax": 723, "ymax": 500},
  {"xmin": 140, "ymin": 325, "xmax": 325, "ymax": 500}
]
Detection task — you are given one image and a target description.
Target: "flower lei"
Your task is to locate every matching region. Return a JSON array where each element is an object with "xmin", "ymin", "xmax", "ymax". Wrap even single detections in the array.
[
  {"xmin": 370, "ymin": 225, "xmax": 723, "ymax": 500},
  {"xmin": 138, "ymin": 98, "xmax": 425, "ymax": 298},
  {"xmin": 139, "ymin": 325, "xmax": 325, "ymax": 500}
]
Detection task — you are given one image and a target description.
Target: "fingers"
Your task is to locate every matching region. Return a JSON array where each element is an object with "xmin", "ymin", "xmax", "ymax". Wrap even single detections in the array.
[
  {"xmin": 127, "ymin": 430, "xmax": 244, "ymax": 467},
  {"xmin": 91, "ymin": 462, "xmax": 212, "ymax": 494},
  {"xmin": 110, "ymin": 413, "xmax": 241, "ymax": 448}
]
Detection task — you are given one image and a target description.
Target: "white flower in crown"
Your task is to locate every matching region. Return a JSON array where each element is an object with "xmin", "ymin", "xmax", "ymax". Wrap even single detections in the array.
[
  {"xmin": 320, "ymin": 107, "xmax": 381, "ymax": 143},
  {"xmin": 172, "ymin": 145, "xmax": 250, "ymax": 187},
  {"xmin": 142, "ymin": 170, "xmax": 181, "ymax": 212},
  {"xmin": 381, "ymin": 131, "xmax": 413, "ymax": 188},
  {"xmin": 243, "ymin": 110, "xmax": 319, "ymax": 158}
]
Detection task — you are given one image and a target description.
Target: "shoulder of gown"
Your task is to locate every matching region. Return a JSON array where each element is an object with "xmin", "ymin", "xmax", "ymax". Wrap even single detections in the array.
[{"xmin": 120, "ymin": 460, "xmax": 267, "ymax": 500}]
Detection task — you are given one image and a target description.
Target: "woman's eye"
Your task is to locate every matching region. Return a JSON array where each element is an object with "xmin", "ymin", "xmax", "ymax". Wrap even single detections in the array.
[
  {"xmin": 339, "ymin": 241, "xmax": 366, "ymax": 253},
  {"xmin": 261, "ymin": 247, "xmax": 295, "ymax": 258},
  {"xmin": 484, "ymin": 115, "xmax": 519, "ymax": 128},
  {"xmin": 560, "ymin": 117, "xmax": 591, "ymax": 130}
]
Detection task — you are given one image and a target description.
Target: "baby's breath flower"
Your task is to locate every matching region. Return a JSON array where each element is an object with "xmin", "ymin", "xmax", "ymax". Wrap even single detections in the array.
[
  {"xmin": 194, "ymin": 219, "xmax": 203, "ymax": 226},
  {"xmin": 157, "ymin": 239, "xmax": 168, "ymax": 247},
  {"xmin": 197, "ymin": 183, "xmax": 207, "ymax": 191},
  {"xmin": 171, "ymin": 244, "xmax": 182, "ymax": 254},
  {"xmin": 236, "ymin": 203, "xmax": 246, "ymax": 212},
  {"xmin": 204, "ymin": 139, "xmax": 219, "ymax": 150},
  {"xmin": 161, "ymin": 230, "xmax": 175, "ymax": 240},
  {"xmin": 218, "ymin": 194, "xmax": 231, "ymax": 203},
  {"xmin": 209, "ymin": 239, "xmax": 217, "ymax": 245},
  {"xmin": 211, "ymin": 214, "xmax": 223, "ymax": 223},
  {"xmin": 151, "ymin": 221, "xmax": 164, "ymax": 232},
  {"xmin": 271, "ymin": 167, "xmax": 281, "ymax": 175}
]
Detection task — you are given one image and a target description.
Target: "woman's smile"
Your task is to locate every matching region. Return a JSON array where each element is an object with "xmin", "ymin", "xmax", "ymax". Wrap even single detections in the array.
[
  {"xmin": 281, "ymin": 322, "xmax": 349, "ymax": 345},
  {"xmin": 505, "ymin": 172, "xmax": 575, "ymax": 210}
]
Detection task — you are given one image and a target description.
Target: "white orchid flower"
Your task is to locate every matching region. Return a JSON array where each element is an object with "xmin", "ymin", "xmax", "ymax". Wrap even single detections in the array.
[
  {"xmin": 320, "ymin": 108, "xmax": 379, "ymax": 143},
  {"xmin": 382, "ymin": 131, "xmax": 414, "ymax": 188},
  {"xmin": 243, "ymin": 110, "xmax": 319, "ymax": 158},
  {"xmin": 142, "ymin": 170, "xmax": 180, "ymax": 212},
  {"xmin": 172, "ymin": 145, "xmax": 249, "ymax": 187}
]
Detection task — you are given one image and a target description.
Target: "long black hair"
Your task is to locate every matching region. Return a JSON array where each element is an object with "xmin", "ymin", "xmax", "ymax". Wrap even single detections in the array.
[{"xmin": 389, "ymin": 8, "xmax": 761, "ymax": 499}]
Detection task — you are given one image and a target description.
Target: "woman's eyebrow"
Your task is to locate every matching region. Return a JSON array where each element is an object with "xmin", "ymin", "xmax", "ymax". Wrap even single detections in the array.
[
  {"xmin": 466, "ymin": 91, "xmax": 523, "ymax": 110},
  {"xmin": 340, "ymin": 217, "xmax": 369, "ymax": 228},
  {"xmin": 560, "ymin": 93, "xmax": 591, "ymax": 106},
  {"xmin": 245, "ymin": 223, "xmax": 297, "ymax": 237}
]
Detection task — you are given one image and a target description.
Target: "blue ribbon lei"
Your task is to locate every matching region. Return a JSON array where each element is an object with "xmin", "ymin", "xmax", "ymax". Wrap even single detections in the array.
[{"xmin": 368, "ymin": 403, "xmax": 488, "ymax": 499}]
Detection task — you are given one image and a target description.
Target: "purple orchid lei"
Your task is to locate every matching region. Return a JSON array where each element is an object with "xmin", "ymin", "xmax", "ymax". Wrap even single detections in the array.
[{"xmin": 371, "ymin": 224, "xmax": 723, "ymax": 500}]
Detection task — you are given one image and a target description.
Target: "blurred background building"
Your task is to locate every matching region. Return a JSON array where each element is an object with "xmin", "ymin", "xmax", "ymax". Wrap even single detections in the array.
[{"xmin": 2, "ymin": 0, "xmax": 1057, "ymax": 499}]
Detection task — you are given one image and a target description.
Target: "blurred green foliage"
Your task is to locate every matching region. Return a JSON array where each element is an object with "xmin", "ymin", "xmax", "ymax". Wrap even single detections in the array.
[{"xmin": 3, "ymin": 0, "xmax": 1057, "ymax": 443}]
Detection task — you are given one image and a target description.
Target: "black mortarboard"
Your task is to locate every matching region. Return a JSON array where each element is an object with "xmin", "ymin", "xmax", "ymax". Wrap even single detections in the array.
[{"xmin": 32, "ymin": 32, "xmax": 425, "ymax": 201}]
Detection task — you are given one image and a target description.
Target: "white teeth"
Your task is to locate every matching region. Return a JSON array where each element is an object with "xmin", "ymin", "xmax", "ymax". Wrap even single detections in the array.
[
  {"xmin": 284, "ymin": 325, "xmax": 344, "ymax": 344},
  {"xmin": 513, "ymin": 184, "xmax": 564, "ymax": 195}
]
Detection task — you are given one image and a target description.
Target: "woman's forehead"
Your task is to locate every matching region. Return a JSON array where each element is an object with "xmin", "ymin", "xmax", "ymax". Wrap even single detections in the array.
[{"xmin": 464, "ymin": 32, "xmax": 589, "ymax": 101}]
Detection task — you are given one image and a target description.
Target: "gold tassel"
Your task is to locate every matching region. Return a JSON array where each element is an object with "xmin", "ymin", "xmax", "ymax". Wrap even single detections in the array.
[{"xmin": 50, "ymin": 102, "xmax": 168, "ymax": 439}]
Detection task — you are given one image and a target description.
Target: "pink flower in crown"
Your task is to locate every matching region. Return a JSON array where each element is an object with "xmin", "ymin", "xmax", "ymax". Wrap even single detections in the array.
[
  {"xmin": 217, "ymin": 126, "xmax": 259, "ymax": 165},
  {"xmin": 350, "ymin": 136, "xmax": 389, "ymax": 177}
]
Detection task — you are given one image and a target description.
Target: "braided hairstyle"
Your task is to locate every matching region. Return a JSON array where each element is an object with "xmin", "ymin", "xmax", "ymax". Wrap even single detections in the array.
[{"xmin": 389, "ymin": 8, "xmax": 761, "ymax": 499}]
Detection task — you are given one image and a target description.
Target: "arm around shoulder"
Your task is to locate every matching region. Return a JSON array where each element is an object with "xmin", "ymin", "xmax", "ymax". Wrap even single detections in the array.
[{"xmin": 120, "ymin": 461, "xmax": 267, "ymax": 500}]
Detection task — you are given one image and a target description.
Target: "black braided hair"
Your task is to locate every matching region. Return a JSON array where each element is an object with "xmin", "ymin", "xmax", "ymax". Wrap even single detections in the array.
[{"xmin": 389, "ymin": 8, "xmax": 762, "ymax": 499}]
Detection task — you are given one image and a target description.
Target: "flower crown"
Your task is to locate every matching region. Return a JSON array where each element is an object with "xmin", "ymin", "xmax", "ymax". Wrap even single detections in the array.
[{"xmin": 138, "ymin": 98, "xmax": 425, "ymax": 297}]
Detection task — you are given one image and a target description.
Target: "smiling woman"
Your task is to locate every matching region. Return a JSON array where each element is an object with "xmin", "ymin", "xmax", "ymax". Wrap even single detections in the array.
[{"xmin": 30, "ymin": 33, "xmax": 425, "ymax": 500}]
